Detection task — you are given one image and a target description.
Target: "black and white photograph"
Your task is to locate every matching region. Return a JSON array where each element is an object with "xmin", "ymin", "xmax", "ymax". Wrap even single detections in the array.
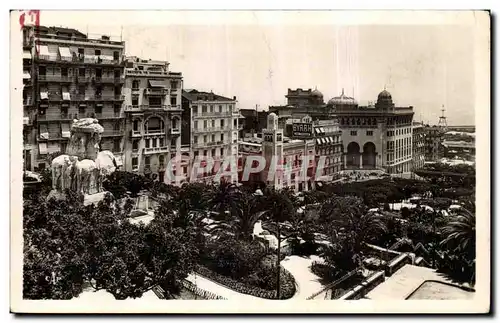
[{"xmin": 9, "ymin": 9, "xmax": 490, "ymax": 314}]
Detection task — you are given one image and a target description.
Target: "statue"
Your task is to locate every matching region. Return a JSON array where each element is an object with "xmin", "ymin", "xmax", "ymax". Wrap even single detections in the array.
[{"xmin": 48, "ymin": 118, "xmax": 118, "ymax": 205}]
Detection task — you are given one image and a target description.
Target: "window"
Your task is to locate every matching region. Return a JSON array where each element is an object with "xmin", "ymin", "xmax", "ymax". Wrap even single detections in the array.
[
  {"xmin": 159, "ymin": 138, "xmax": 164, "ymax": 147},
  {"xmin": 132, "ymin": 157, "xmax": 138, "ymax": 169},
  {"xmin": 114, "ymin": 70, "xmax": 120, "ymax": 78},
  {"xmin": 114, "ymin": 122, "xmax": 120, "ymax": 131},
  {"xmin": 113, "ymin": 51, "xmax": 119, "ymax": 60},
  {"xmin": 145, "ymin": 117, "xmax": 164, "ymax": 133},
  {"xmin": 145, "ymin": 156, "xmax": 151, "ymax": 166},
  {"xmin": 113, "ymin": 139, "xmax": 120, "ymax": 152},
  {"xmin": 79, "ymin": 106, "xmax": 86, "ymax": 115},
  {"xmin": 60, "ymin": 106, "xmax": 68, "ymax": 116},
  {"xmin": 171, "ymin": 81, "xmax": 178, "ymax": 89},
  {"xmin": 132, "ymin": 80, "xmax": 139, "ymax": 89},
  {"xmin": 79, "ymin": 68, "xmax": 85, "ymax": 77},
  {"xmin": 220, "ymin": 119, "xmax": 225, "ymax": 128},
  {"xmin": 61, "ymin": 67, "xmax": 68, "ymax": 77},
  {"xmin": 220, "ymin": 148, "xmax": 224, "ymax": 156},
  {"xmin": 203, "ymin": 150, "xmax": 207, "ymax": 156},
  {"xmin": 78, "ymin": 48, "xmax": 84, "ymax": 55},
  {"xmin": 132, "ymin": 97, "xmax": 139, "ymax": 106},
  {"xmin": 172, "ymin": 118, "xmax": 179, "ymax": 129},
  {"xmin": 202, "ymin": 105, "xmax": 207, "ymax": 113},
  {"xmin": 204, "ymin": 120, "xmax": 208, "ymax": 129},
  {"xmin": 220, "ymin": 134, "xmax": 224, "ymax": 142},
  {"xmin": 114, "ymin": 86, "xmax": 121, "ymax": 96},
  {"xmin": 194, "ymin": 121, "xmax": 198, "ymax": 129},
  {"xmin": 211, "ymin": 149, "xmax": 216, "ymax": 157},
  {"xmin": 194, "ymin": 136, "xmax": 198, "ymax": 143},
  {"xmin": 170, "ymin": 96, "xmax": 177, "ymax": 106},
  {"xmin": 192, "ymin": 106, "xmax": 198, "ymax": 114},
  {"xmin": 219, "ymin": 105, "xmax": 223, "ymax": 112},
  {"xmin": 234, "ymin": 119, "xmax": 237, "ymax": 127},
  {"xmin": 210, "ymin": 105, "xmax": 214, "ymax": 113},
  {"xmin": 133, "ymin": 120, "xmax": 139, "ymax": 132},
  {"xmin": 366, "ymin": 130, "xmax": 373, "ymax": 136},
  {"xmin": 132, "ymin": 140, "xmax": 139, "ymax": 151},
  {"xmin": 194, "ymin": 151, "xmax": 199, "ymax": 158},
  {"xmin": 95, "ymin": 68, "xmax": 102, "ymax": 78},
  {"xmin": 114, "ymin": 104, "xmax": 121, "ymax": 116},
  {"xmin": 95, "ymin": 49, "xmax": 101, "ymax": 56},
  {"xmin": 152, "ymin": 138, "xmax": 157, "ymax": 148},
  {"xmin": 203, "ymin": 135, "xmax": 207, "ymax": 143},
  {"xmin": 95, "ymin": 105, "xmax": 102, "ymax": 114},
  {"xmin": 145, "ymin": 139, "xmax": 150, "ymax": 148},
  {"xmin": 211, "ymin": 134, "xmax": 215, "ymax": 142},
  {"xmin": 350, "ymin": 131, "xmax": 357, "ymax": 136},
  {"xmin": 212, "ymin": 120, "xmax": 215, "ymax": 128},
  {"xmin": 159, "ymin": 155, "xmax": 165, "ymax": 167},
  {"xmin": 171, "ymin": 138, "xmax": 176, "ymax": 147}
]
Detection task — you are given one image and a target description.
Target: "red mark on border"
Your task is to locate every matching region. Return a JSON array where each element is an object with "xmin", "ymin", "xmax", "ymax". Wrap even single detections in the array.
[{"xmin": 19, "ymin": 10, "xmax": 40, "ymax": 29}]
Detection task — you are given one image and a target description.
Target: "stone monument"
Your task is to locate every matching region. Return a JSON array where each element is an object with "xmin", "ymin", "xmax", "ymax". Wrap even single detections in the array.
[{"xmin": 49, "ymin": 118, "xmax": 118, "ymax": 205}]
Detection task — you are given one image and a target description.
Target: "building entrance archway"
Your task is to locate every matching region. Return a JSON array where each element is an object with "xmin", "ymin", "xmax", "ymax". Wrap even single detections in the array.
[
  {"xmin": 346, "ymin": 142, "xmax": 361, "ymax": 168},
  {"xmin": 362, "ymin": 142, "xmax": 377, "ymax": 169}
]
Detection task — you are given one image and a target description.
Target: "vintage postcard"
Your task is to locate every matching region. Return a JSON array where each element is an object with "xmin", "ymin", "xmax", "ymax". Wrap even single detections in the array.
[{"xmin": 10, "ymin": 10, "xmax": 490, "ymax": 314}]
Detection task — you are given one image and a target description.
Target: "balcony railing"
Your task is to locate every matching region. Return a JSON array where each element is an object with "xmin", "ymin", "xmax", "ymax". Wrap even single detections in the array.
[
  {"xmin": 38, "ymin": 75, "xmax": 72, "ymax": 82},
  {"xmin": 73, "ymin": 94, "xmax": 125, "ymax": 101},
  {"xmin": 193, "ymin": 140, "xmax": 229, "ymax": 148},
  {"xmin": 124, "ymin": 105, "xmax": 182, "ymax": 112},
  {"xmin": 93, "ymin": 76, "xmax": 125, "ymax": 84},
  {"xmin": 193, "ymin": 126, "xmax": 231, "ymax": 134},
  {"xmin": 37, "ymin": 114, "xmax": 73, "ymax": 121},
  {"xmin": 171, "ymin": 128, "xmax": 181, "ymax": 135},
  {"xmin": 125, "ymin": 69, "xmax": 178, "ymax": 77},
  {"xmin": 144, "ymin": 88, "xmax": 168, "ymax": 96},
  {"xmin": 143, "ymin": 146, "xmax": 169, "ymax": 154},
  {"xmin": 37, "ymin": 52, "xmax": 123, "ymax": 65},
  {"xmin": 102, "ymin": 130, "xmax": 123, "ymax": 137},
  {"xmin": 194, "ymin": 111, "xmax": 232, "ymax": 117}
]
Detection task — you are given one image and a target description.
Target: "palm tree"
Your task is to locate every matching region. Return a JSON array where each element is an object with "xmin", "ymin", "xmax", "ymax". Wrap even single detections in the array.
[
  {"xmin": 208, "ymin": 193, "xmax": 264, "ymax": 242},
  {"xmin": 440, "ymin": 208, "xmax": 476, "ymax": 261},
  {"xmin": 207, "ymin": 181, "xmax": 241, "ymax": 220}
]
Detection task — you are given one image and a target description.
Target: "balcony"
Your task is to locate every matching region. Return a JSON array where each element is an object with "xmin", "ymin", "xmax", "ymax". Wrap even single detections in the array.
[
  {"xmin": 193, "ymin": 126, "xmax": 230, "ymax": 134},
  {"xmin": 193, "ymin": 140, "xmax": 228, "ymax": 148},
  {"xmin": 124, "ymin": 105, "xmax": 182, "ymax": 112},
  {"xmin": 74, "ymin": 94, "xmax": 124, "ymax": 101},
  {"xmin": 143, "ymin": 146, "xmax": 169, "ymax": 155},
  {"xmin": 144, "ymin": 88, "xmax": 168, "ymax": 96},
  {"xmin": 36, "ymin": 52, "xmax": 123, "ymax": 66},
  {"xmin": 194, "ymin": 111, "xmax": 233, "ymax": 118},
  {"xmin": 171, "ymin": 128, "xmax": 181, "ymax": 135},
  {"xmin": 93, "ymin": 76, "xmax": 125, "ymax": 84},
  {"xmin": 125, "ymin": 69, "xmax": 180, "ymax": 77},
  {"xmin": 37, "ymin": 114, "xmax": 73, "ymax": 122},
  {"xmin": 101, "ymin": 130, "xmax": 123, "ymax": 137},
  {"xmin": 38, "ymin": 75, "xmax": 72, "ymax": 83}
]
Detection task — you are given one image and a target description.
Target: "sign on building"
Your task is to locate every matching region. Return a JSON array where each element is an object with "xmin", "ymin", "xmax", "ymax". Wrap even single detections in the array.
[{"xmin": 292, "ymin": 123, "xmax": 313, "ymax": 138}]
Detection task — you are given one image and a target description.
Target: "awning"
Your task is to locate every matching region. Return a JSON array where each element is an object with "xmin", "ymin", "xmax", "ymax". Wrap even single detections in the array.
[
  {"xmin": 38, "ymin": 143, "xmax": 48, "ymax": 155},
  {"xmin": 61, "ymin": 123, "xmax": 71, "ymax": 138},
  {"xmin": 23, "ymin": 117, "xmax": 29, "ymax": 125},
  {"xmin": 23, "ymin": 50, "xmax": 31, "ymax": 59},
  {"xmin": 148, "ymin": 80, "xmax": 166, "ymax": 88},
  {"xmin": 47, "ymin": 46, "xmax": 58, "ymax": 61},
  {"xmin": 84, "ymin": 55, "xmax": 98, "ymax": 63},
  {"xmin": 314, "ymin": 128, "xmax": 321, "ymax": 134},
  {"xmin": 39, "ymin": 124, "xmax": 49, "ymax": 139},
  {"xmin": 40, "ymin": 92, "xmax": 48, "ymax": 100},
  {"xmin": 59, "ymin": 47, "xmax": 72, "ymax": 61},
  {"xmin": 100, "ymin": 55, "xmax": 114, "ymax": 63},
  {"xmin": 327, "ymin": 137, "xmax": 333, "ymax": 144},
  {"xmin": 23, "ymin": 71, "xmax": 31, "ymax": 79},
  {"xmin": 316, "ymin": 138, "xmax": 321, "ymax": 145},
  {"xmin": 321, "ymin": 138, "xmax": 327, "ymax": 144},
  {"xmin": 319, "ymin": 127, "xmax": 325, "ymax": 134},
  {"xmin": 62, "ymin": 92, "xmax": 71, "ymax": 100},
  {"xmin": 37, "ymin": 45, "xmax": 50, "ymax": 57}
]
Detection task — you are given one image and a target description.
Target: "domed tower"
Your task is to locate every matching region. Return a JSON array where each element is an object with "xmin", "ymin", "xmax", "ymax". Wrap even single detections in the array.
[
  {"xmin": 375, "ymin": 89, "xmax": 395, "ymax": 111},
  {"xmin": 267, "ymin": 112, "xmax": 278, "ymax": 130},
  {"xmin": 311, "ymin": 87, "xmax": 324, "ymax": 105},
  {"xmin": 327, "ymin": 88, "xmax": 358, "ymax": 111}
]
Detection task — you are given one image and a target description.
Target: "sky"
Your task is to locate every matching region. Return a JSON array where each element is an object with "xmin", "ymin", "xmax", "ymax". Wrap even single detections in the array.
[{"xmin": 32, "ymin": 11, "xmax": 479, "ymax": 126}]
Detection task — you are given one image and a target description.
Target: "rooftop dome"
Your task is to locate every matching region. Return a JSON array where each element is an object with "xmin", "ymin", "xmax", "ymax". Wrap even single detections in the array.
[
  {"xmin": 327, "ymin": 88, "xmax": 357, "ymax": 106},
  {"xmin": 312, "ymin": 88, "xmax": 323, "ymax": 97},
  {"xmin": 378, "ymin": 89, "xmax": 392, "ymax": 99}
]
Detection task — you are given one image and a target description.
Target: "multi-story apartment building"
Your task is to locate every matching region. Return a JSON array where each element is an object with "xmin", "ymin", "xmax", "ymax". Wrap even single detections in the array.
[
  {"xmin": 181, "ymin": 89, "xmax": 240, "ymax": 184},
  {"xmin": 238, "ymin": 113, "xmax": 316, "ymax": 191},
  {"xmin": 412, "ymin": 122, "xmax": 425, "ymax": 170},
  {"xmin": 332, "ymin": 89, "xmax": 414, "ymax": 174},
  {"xmin": 22, "ymin": 25, "xmax": 126, "ymax": 171},
  {"xmin": 424, "ymin": 125, "xmax": 445, "ymax": 162},
  {"xmin": 122, "ymin": 57, "xmax": 185, "ymax": 183}
]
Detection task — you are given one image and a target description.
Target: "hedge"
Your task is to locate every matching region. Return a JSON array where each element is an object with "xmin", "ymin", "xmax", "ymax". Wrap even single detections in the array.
[
  {"xmin": 195, "ymin": 265, "xmax": 296, "ymax": 299},
  {"xmin": 182, "ymin": 279, "xmax": 227, "ymax": 300}
]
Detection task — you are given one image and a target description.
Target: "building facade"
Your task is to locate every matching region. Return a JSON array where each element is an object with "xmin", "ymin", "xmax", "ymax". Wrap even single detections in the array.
[
  {"xmin": 182, "ymin": 90, "xmax": 240, "ymax": 184},
  {"xmin": 412, "ymin": 122, "xmax": 425, "ymax": 170},
  {"xmin": 332, "ymin": 89, "xmax": 414, "ymax": 174},
  {"xmin": 239, "ymin": 113, "xmax": 315, "ymax": 192},
  {"xmin": 122, "ymin": 57, "xmax": 184, "ymax": 183},
  {"xmin": 23, "ymin": 25, "xmax": 126, "ymax": 171},
  {"xmin": 424, "ymin": 126, "xmax": 445, "ymax": 162}
]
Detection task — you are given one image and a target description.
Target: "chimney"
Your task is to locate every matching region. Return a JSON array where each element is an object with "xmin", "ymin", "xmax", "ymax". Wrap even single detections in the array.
[{"xmin": 233, "ymin": 96, "xmax": 236, "ymax": 100}]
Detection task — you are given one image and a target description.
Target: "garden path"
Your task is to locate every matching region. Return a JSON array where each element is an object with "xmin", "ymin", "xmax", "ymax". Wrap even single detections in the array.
[
  {"xmin": 280, "ymin": 255, "xmax": 326, "ymax": 299},
  {"xmin": 185, "ymin": 273, "xmax": 261, "ymax": 300}
]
